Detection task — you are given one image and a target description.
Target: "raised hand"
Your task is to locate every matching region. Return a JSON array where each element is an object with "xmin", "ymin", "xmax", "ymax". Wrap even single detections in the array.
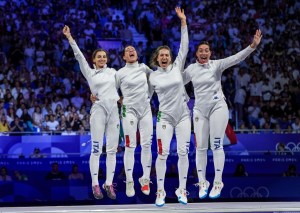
[
  {"xmin": 175, "ymin": 6, "xmax": 186, "ymax": 21},
  {"xmin": 251, "ymin": 29, "xmax": 262, "ymax": 48},
  {"xmin": 62, "ymin": 25, "xmax": 71, "ymax": 38}
]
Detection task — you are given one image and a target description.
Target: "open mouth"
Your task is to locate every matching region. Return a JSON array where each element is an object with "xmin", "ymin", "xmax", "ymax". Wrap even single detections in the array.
[
  {"xmin": 199, "ymin": 56, "xmax": 208, "ymax": 64},
  {"xmin": 161, "ymin": 61, "xmax": 168, "ymax": 65}
]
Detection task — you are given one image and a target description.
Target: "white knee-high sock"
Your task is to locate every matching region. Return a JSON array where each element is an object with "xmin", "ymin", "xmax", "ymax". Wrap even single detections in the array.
[
  {"xmin": 141, "ymin": 145, "xmax": 152, "ymax": 179},
  {"xmin": 105, "ymin": 152, "xmax": 116, "ymax": 185},
  {"xmin": 178, "ymin": 154, "xmax": 189, "ymax": 189},
  {"xmin": 89, "ymin": 153, "xmax": 100, "ymax": 186},
  {"xmin": 155, "ymin": 155, "xmax": 167, "ymax": 190},
  {"xmin": 212, "ymin": 148, "xmax": 225, "ymax": 182},
  {"xmin": 124, "ymin": 147, "xmax": 135, "ymax": 181},
  {"xmin": 196, "ymin": 149, "xmax": 208, "ymax": 182}
]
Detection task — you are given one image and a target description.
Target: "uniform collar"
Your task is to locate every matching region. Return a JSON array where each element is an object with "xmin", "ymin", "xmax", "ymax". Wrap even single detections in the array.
[
  {"xmin": 125, "ymin": 61, "xmax": 139, "ymax": 68},
  {"xmin": 94, "ymin": 64, "xmax": 107, "ymax": 73},
  {"xmin": 196, "ymin": 60, "xmax": 210, "ymax": 68},
  {"xmin": 157, "ymin": 64, "xmax": 173, "ymax": 72}
]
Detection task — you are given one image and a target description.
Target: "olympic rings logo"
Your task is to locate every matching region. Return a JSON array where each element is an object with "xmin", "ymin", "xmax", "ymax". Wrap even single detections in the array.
[
  {"xmin": 285, "ymin": 142, "xmax": 300, "ymax": 152},
  {"xmin": 230, "ymin": 186, "xmax": 270, "ymax": 198},
  {"xmin": 276, "ymin": 142, "xmax": 300, "ymax": 152}
]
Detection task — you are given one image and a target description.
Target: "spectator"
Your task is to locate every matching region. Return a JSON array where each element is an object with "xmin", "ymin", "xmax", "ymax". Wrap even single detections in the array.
[
  {"xmin": 248, "ymin": 75, "xmax": 263, "ymax": 103},
  {"xmin": 20, "ymin": 108, "xmax": 34, "ymax": 132},
  {"xmin": 234, "ymin": 86, "xmax": 247, "ymax": 125},
  {"xmin": 32, "ymin": 106, "xmax": 43, "ymax": 131},
  {"xmin": 14, "ymin": 170, "xmax": 28, "ymax": 181},
  {"xmin": 276, "ymin": 142, "xmax": 293, "ymax": 156},
  {"xmin": 70, "ymin": 91, "xmax": 84, "ymax": 110},
  {"xmin": 291, "ymin": 117, "xmax": 300, "ymax": 133},
  {"xmin": 261, "ymin": 78, "xmax": 273, "ymax": 102},
  {"xmin": 61, "ymin": 125, "xmax": 76, "ymax": 136},
  {"xmin": 119, "ymin": 24, "xmax": 133, "ymax": 43},
  {"xmin": 233, "ymin": 163, "xmax": 248, "ymax": 177},
  {"xmin": 273, "ymin": 124, "xmax": 283, "ymax": 133},
  {"xmin": 0, "ymin": 113, "xmax": 10, "ymax": 135},
  {"xmin": 59, "ymin": 115, "xmax": 70, "ymax": 132},
  {"xmin": 247, "ymin": 99, "xmax": 261, "ymax": 128},
  {"xmin": 223, "ymin": 71, "xmax": 236, "ymax": 106},
  {"xmin": 0, "ymin": 167, "xmax": 12, "ymax": 181},
  {"xmin": 6, "ymin": 107, "xmax": 16, "ymax": 125},
  {"xmin": 45, "ymin": 114, "xmax": 60, "ymax": 132},
  {"xmin": 283, "ymin": 164, "xmax": 298, "ymax": 177},
  {"xmin": 45, "ymin": 162, "xmax": 66, "ymax": 180},
  {"xmin": 30, "ymin": 148, "xmax": 44, "ymax": 158},
  {"xmin": 68, "ymin": 164, "xmax": 84, "ymax": 180},
  {"xmin": 10, "ymin": 117, "xmax": 24, "ymax": 135},
  {"xmin": 69, "ymin": 113, "xmax": 82, "ymax": 132}
]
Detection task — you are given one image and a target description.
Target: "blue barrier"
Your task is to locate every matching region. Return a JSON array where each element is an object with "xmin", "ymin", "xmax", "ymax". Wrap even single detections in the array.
[
  {"xmin": 0, "ymin": 134, "xmax": 299, "ymax": 205},
  {"xmin": 1, "ymin": 177, "xmax": 299, "ymax": 204},
  {"xmin": 0, "ymin": 155, "xmax": 298, "ymax": 175},
  {"xmin": 1, "ymin": 134, "xmax": 300, "ymax": 158}
]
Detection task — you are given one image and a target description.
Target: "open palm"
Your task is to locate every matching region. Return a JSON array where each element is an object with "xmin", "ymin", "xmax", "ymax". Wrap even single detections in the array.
[
  {"xmin": 175, "ymin": 7, "xmax": 186, "ymax": 20},
  {"xmin": 252, "ymin": 29, "xmax": 262, "ymax": 47}
]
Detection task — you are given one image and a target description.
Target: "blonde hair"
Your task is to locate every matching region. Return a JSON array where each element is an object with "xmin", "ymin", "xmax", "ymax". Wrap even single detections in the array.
[{"xmin": 150, "ymin": 45, "xmax": 172, "ymax": 68}]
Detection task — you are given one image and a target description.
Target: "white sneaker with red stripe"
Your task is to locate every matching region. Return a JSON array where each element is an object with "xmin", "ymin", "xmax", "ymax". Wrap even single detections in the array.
[{"xmin": 138, "ymin": 177, "xmax": 151, "ymax": 195}]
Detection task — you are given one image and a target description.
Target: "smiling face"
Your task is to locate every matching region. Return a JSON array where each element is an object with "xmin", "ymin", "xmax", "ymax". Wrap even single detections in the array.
[
  {"xmin": 157, "ymin": 48, "xmax": 171, "ymax": 69},
  {"xmin": 93, "ymin": 50, "xmax": 108, "ymax": 69},
  {"xmin": 196, "ymin": 43, "xmax": 211, "ymax": 64},
  {"xmin": 123, "ymin": 46, "xmax": 138, "ymax": 63}
]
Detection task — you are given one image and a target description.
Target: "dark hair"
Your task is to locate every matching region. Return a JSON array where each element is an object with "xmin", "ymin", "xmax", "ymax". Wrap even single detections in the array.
[
  {"xmin": 122, "ymin": 45, "xmax": 135, "ymax": 57},
  {"xmin": 195, "ymin": 41, "xmax": 211, "ymax": 54},
  {"xmin": 149, "ymin": 45, "xmax": 172, "ymax": 68},
  {"xmin": 92, "ymin": 49, "xmax": 109, "ymax": 63}
]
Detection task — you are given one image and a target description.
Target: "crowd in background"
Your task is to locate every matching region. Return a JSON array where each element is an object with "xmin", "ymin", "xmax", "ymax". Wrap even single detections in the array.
[{"xmin": 0, "ymin": 0, "xmax": 299, "ymax": 136}]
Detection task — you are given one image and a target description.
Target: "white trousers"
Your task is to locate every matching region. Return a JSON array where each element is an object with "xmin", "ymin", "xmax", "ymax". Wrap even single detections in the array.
[
  {"xmin": 193, "ymin": 99, "xmax": 229, "ymax": 183},
  {"xmin": 155, "ymin": 104, "xmax": 191, "ymax": 190},
  {"xmin": 89, "ymin": 101, "xmax": 119, "ymax": 186},
  {"xmin": 121, "ymin": 103, "xmax": 153, "ymax": 181}
]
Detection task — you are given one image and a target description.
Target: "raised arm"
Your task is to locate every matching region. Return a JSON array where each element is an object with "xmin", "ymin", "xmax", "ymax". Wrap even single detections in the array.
[
  {"xmin": 218, "ymin": 29, "xmax": 263, "ymax": 72},
  {"xmin": 62, "ymin": 25, "xmax": 91, "ymax": 79},
  {"xmin": 62, "ymin": 25, "xmax": 75, "ymax": 43},
  {"xmin": 174, "ymin": 7, "xmax": 189, "ymax": 71},
  {"xmin": 250, "ymin": 29, "xmax": 262, "ymax": 49},
  {"xmin": 175, "ymin": 6, "xmax": 186, "ymax": 27}
]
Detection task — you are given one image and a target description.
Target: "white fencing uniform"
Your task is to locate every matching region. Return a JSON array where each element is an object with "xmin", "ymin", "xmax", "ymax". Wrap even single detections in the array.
[
  {"xmin": 149, "ymin": 25, "xmax": 190, "ymax": 191},
  {"xmin": 116, "ymin": 62, "xmax": 153, "ymax": 182},
  {"xmin": 70, "ymin": 41, "xmax": 120, "ymax": 186},
  {"xmin": 183, "ymin": 46, "xmax": 255, "ymax": 183}
]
